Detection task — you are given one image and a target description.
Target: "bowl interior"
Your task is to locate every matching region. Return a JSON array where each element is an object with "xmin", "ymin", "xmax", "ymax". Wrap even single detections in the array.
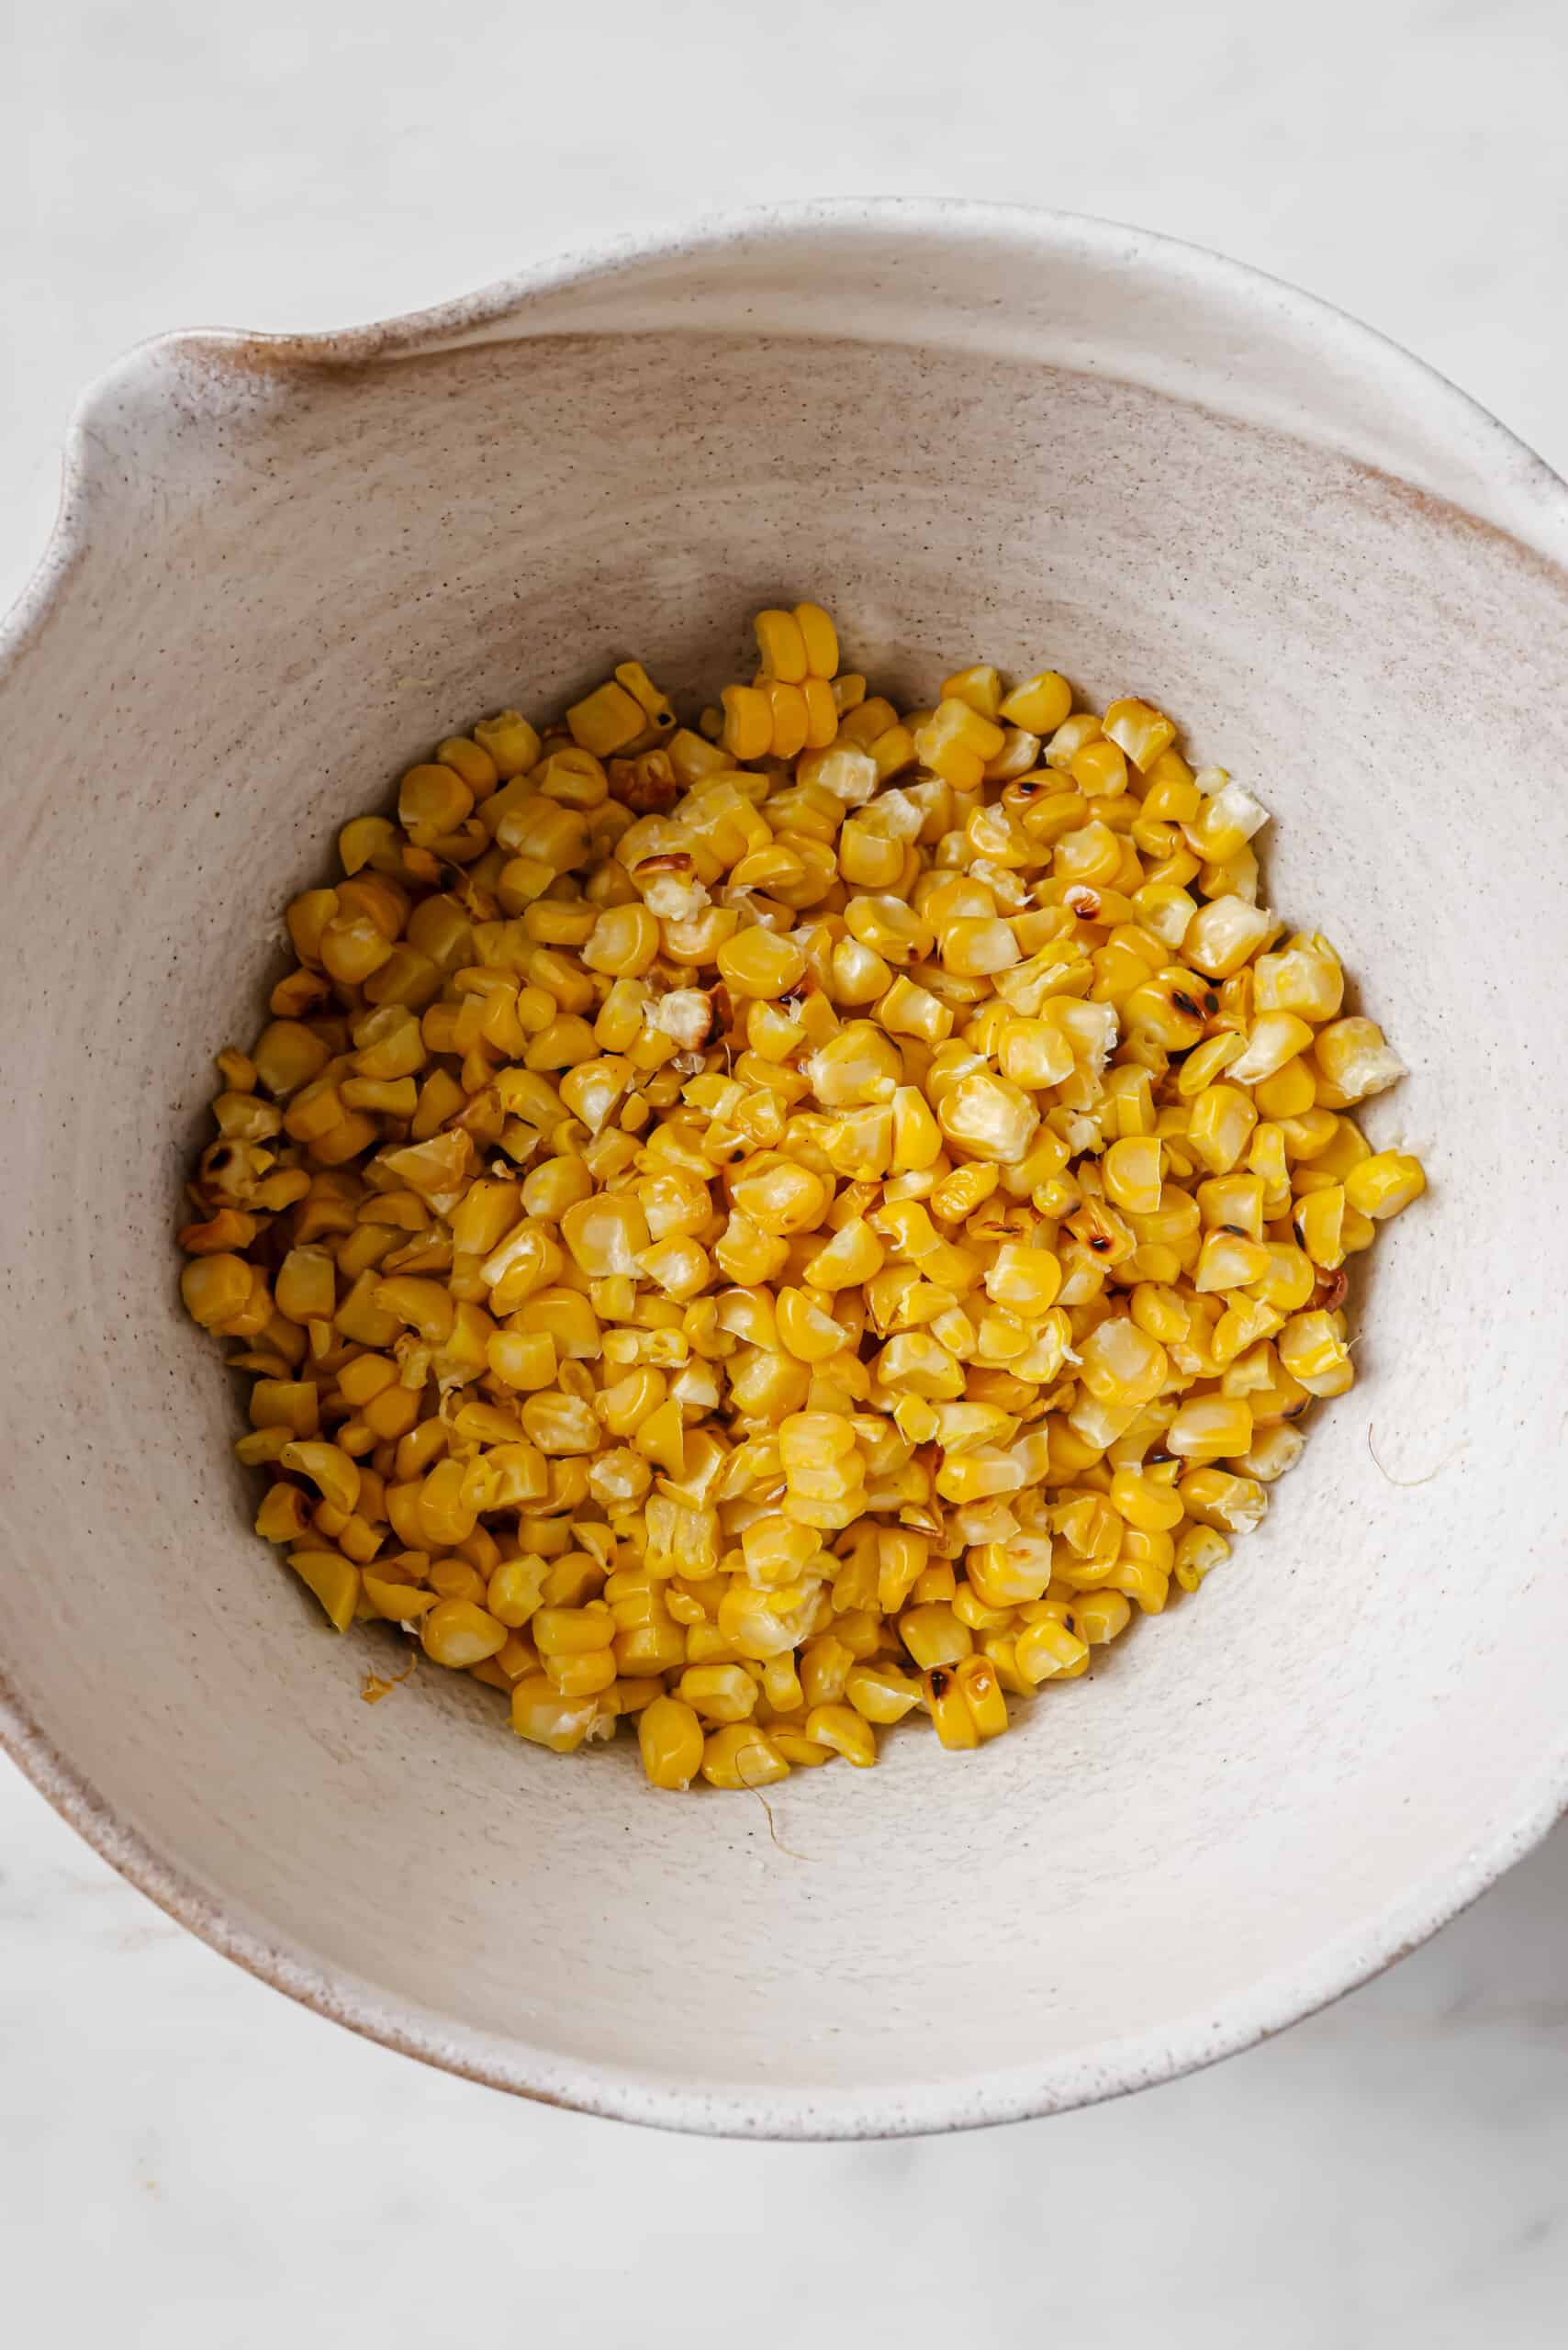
[{"xmin": 5, "ymin": 241, "xmax": 1568, "ymax": 2133}]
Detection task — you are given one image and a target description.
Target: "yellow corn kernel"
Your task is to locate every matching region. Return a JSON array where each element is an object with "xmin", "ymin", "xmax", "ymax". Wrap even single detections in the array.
[
  {"xmin": 1278, "ymin": 1309, "xmax": 1354, "ymax": 1397},
  {"xmin": 412, "ymin": 1598, "xmax": 506, "ymax": 1669},
  {"xmin": 1014, "ymin": 1614, "xmax": 1089, "ymax": 1684},
  {"xmin": 1110, "ymin": 1465, "xmax": 1184, "ymax": 1533},
  {"xmin": 790, "ymin": 601, "xmax": 838, "ymax": 678},
  {"xmin": 900, "ymin": 1603, "xmax": 973, "ymax": 1670},
  {"xmin": 742, "ymin": 1515, "xmax": 821, "ymax": 1585},
  {"xmin": 1344, "ymin": 1150, "xmax": 1426, "ymax": 1220},
  {"xmin": 1102, "ymin": 1135, "xmax": 1164, "ymax": 1216},
  {"xmin": 731, "ymin": 1157, "xmax": 830, "ymax": 1236},
  {"xmin": 1074, "ymin": 1589, "xmax": 1132, "ymax": 1645},
  {"xmin": 845, "ymin": 1662, "xmax": 922, "ymax": 1724},
  {"xmin": 398, "ymin": 764, "xmax": 474, "ymax": 848},
  {"xmin": 566, "ymin": 680, "xmax": 646, "ymax": 758},
  {"xmin": 890, "ymin": 1085, "xmax": 943, "ymax": 1169},
  {"xmin": 510, "ymin": 1674, "xmax": 600, "ymax": 1753},
  {"xmin": 279, "ymin": 1439, "xmax": 360, "ymax": 1516},
  {"xmin": 700, "ymin": 1723, "xmax": 790, "ymax": 1788},
  {"xmin": 543, "ymin": 1647, "xmax": 618, "ymax": 1698},
  {"xmin": 638, "ymin": 1695, "xmax": 706, "ymax": 1790},
  {"xmin": 255, "ymin": 1483, "xmax": 311, "ymax": 1544},
  {"xmin": 751, "ymin": 606, "xmax": 807, "ymax": 681},
  {"xmin": 805, "ymin": 1703, "xmax": 878, "ymax": 1766},
  {"xmin": 1179, "ymin": 1466, "xmax": 1269, "ymax": 1534},
  {"xmin": 677, "ymin": 1673, "xmax": 756, "ymax": 1729},
  {"xmin": 922, "ymin": 1663, "xmax": 980, "ymax": 1750},
  {"xmin": 1186, "ymin": 1082, "xmax": 1258, "ymax": 1176},
  {"xmin": 1103, "ymin": 697, "xmax": 1176, "ymax": 773},
  {"xmin": 473, "ymin": 711, "xmax": 542, "ymax": 781},
  {"xmin": 1167, "ymin": 1396, "xmax": 1254, "ymax": 1461},
  {"xmin": 288, "ymin": 1549, "xmax": 360, "ymax": 1631},
  {"xmin": 180, "ymin": 1253, "xmax": 254, "ymax": 1330},
  {"xmin": 999, "ymin": 671, "xmax": 1072, "ymax": 734},
  {"xmin": 487, "ymin": 1555, "xmax": 549, "ymax": 1629},
  {"xmin": 1313, "ymin": 1016, "xmax": 1407, "ymax": 1105},
  {"xmin": 1174, "ymin": 1524, "xmax": 1230, "ymax": 1593},
  {"xmin": 1078, "ymin": 1315, "xmax": 1168, "ymax": 1407},
  {"xmin": 955, "ymin": 1652, "xmax": 1009, "ymax": 1740}
]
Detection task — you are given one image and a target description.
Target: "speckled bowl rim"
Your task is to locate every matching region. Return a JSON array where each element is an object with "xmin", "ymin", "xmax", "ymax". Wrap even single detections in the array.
[{"xmin": 4, "ymin": 196, "xmax": 1567, "ymax": 2139}]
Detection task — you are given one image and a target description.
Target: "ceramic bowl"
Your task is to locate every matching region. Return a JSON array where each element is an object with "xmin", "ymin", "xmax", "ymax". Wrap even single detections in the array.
[{"xmin": 3, "ymin": 201, "xmax": 1566, "ymax": 2138}]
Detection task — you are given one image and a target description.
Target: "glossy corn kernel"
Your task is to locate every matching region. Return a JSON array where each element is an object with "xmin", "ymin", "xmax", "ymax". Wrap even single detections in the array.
[
  {"xmin": 637, "ymin": 1695, "xmax": 705, "ymax": 1790},
  {"xmin": 1344, "ymin": 1150, "xmax": 1426, "ymax": 1220},
  {"xmin": 420, "ymin": 1599, "xmax": 508, "ymax": 1670},
  {"xmin": 700, "ymin": 1724, "xmax": 790, "ymax": 1789}
]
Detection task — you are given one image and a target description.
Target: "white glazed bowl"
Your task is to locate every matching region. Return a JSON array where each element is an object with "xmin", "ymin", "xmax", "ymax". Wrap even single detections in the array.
[{"xmin": 4, "ymin": 202, "xmax": 1567, "ymax": 2138}]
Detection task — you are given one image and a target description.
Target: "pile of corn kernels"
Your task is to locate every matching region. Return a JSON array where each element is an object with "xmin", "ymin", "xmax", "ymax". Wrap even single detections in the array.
[{"xmin": 179, "ymin": 602, "xmax": 1426, "ymax": 1791}]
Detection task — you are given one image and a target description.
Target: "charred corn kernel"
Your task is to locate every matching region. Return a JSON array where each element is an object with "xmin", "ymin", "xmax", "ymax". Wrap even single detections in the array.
[
  {"xmin": 923, "ymin": 1664, "xmax": 980, "ymax": 1749},
  {"xmin": 1344, "ymin": 1150, "xmax": 1426, "ymax": 1220},
  {"xmin": 1126, "ymin": 968, "xmax": 1211, "ymax": 1051}
]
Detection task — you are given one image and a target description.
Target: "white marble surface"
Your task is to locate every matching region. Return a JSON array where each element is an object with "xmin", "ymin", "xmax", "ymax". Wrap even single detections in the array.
[{"xmin": 4, "ymin": 1, "xmax": 1567, "ymax": 2339}]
